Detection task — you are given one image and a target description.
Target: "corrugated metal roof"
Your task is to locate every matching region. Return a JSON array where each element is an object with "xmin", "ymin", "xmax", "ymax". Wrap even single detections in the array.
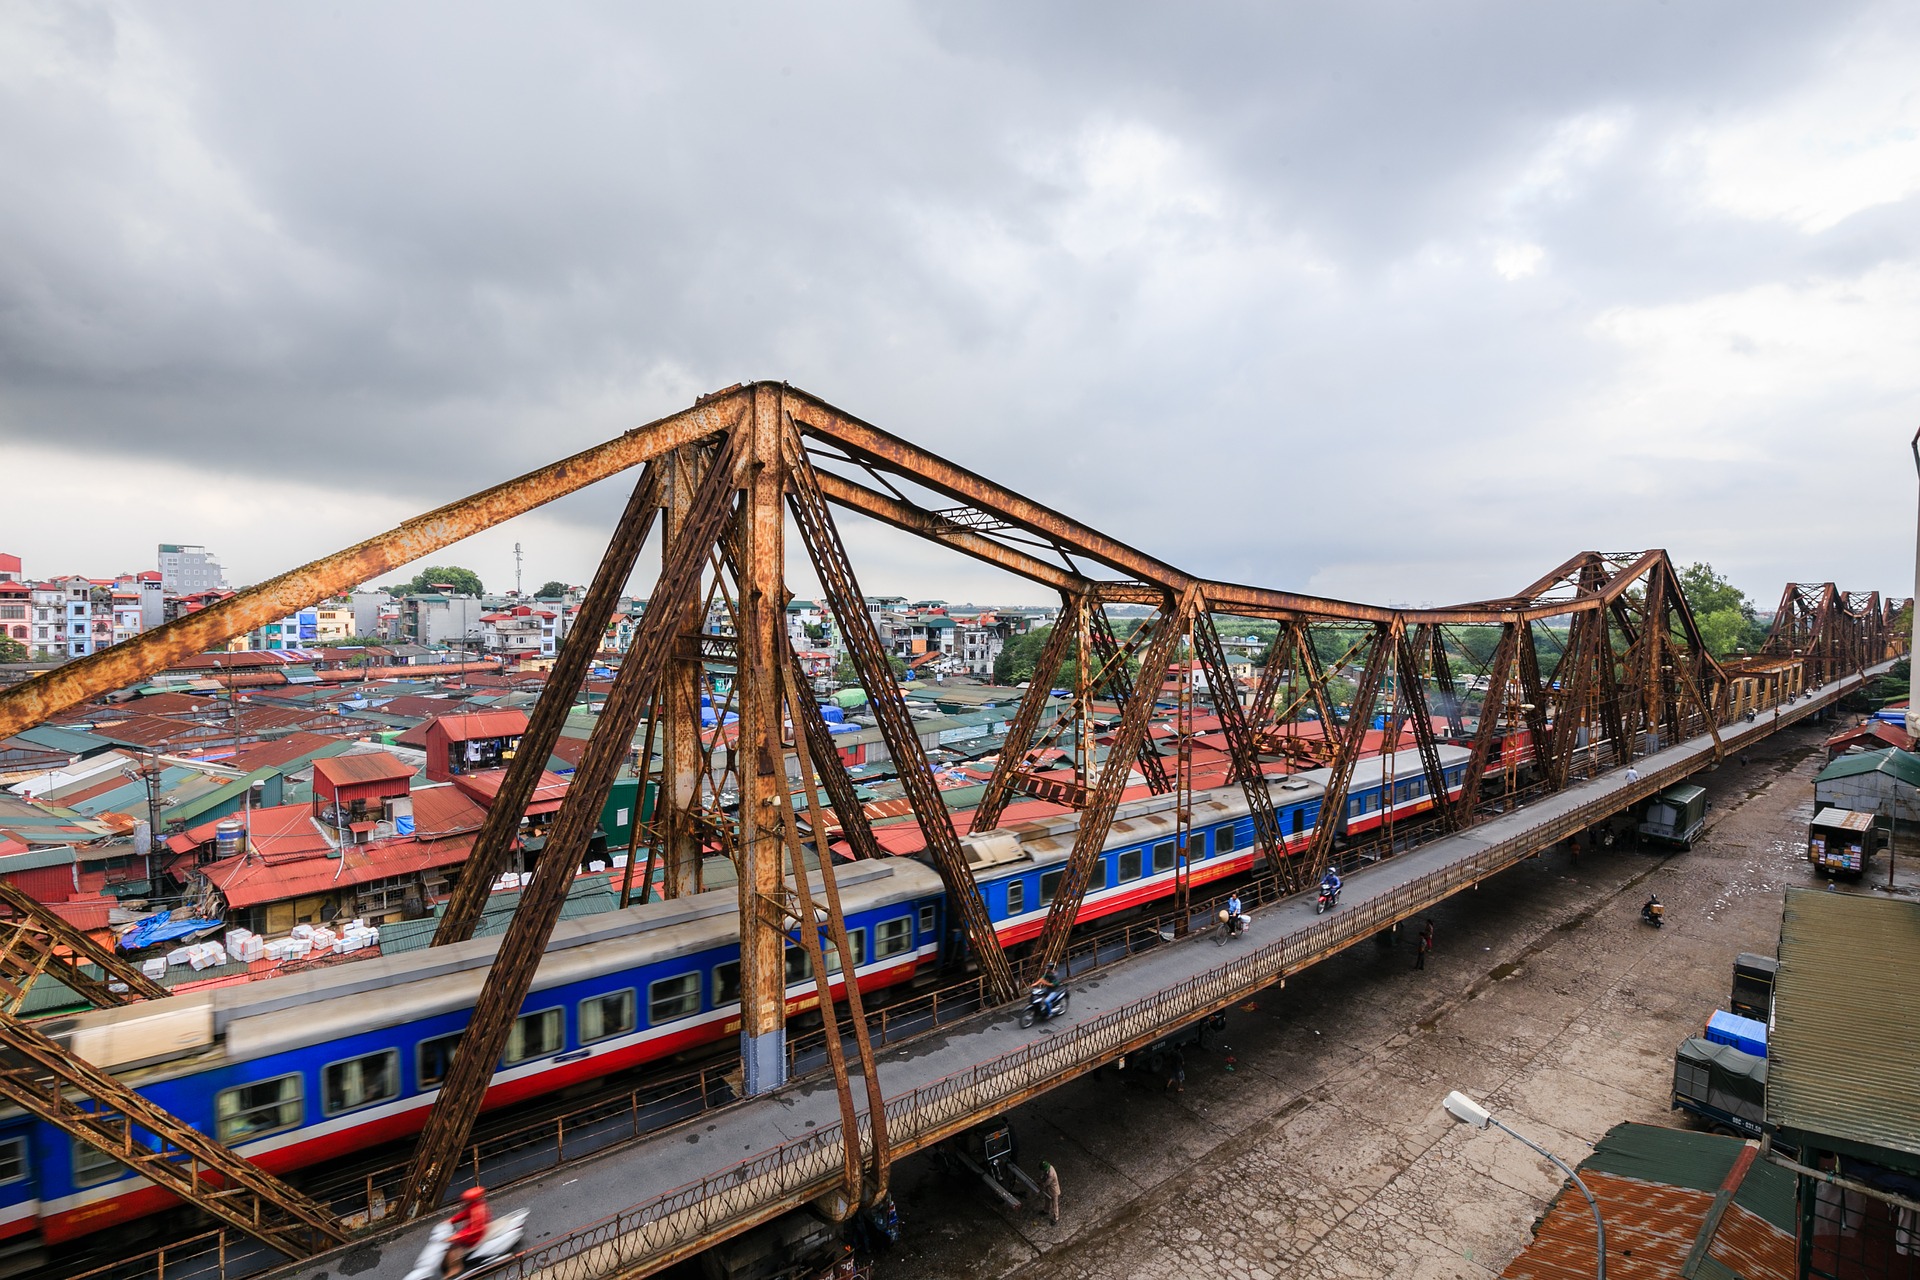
[
  {"xmin": 0, "ymin": 844, "xmax": 74, "ymax": 872},
  {"xmin": 312, "ymin": 751, "xmax": 415, "ymax": 787},
  {"xmin": 1814, "ymin": 746, "xmax": 1920, "ymax": 787},
  {"xmin": 1499, "ymin": 1124, "xmax": 1793, "ymax": 1280},
  {"xmin": 425, "ymin": 710, "xmax": 528, "ymax": 742},
  {"xmin": 1768, "ymin": 887, "xmax": 1920, "ymax": 1167}
]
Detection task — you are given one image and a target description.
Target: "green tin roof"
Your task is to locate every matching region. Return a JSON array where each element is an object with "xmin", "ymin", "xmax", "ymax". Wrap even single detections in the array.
[
  {"xmin": 1767, "ymin": 887, "xmax": 1920, "ymax": 1170},
  {"xmin": 1814, "ymin": 746, "xmax": 1920, "ymax": 788},
  {"xmin": 1581, "ymin": 1121, "xmax": 1795, "ymax": 1232}
]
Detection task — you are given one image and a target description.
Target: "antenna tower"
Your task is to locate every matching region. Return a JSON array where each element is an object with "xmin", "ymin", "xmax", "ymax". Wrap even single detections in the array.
[{"xmin": 514, "ymin": 542, "xmax": 523, "ymax": 595}]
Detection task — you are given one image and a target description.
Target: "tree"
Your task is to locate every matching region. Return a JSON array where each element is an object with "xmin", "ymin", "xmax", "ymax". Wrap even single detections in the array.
[
  {"xmin": 994, "ymin": 626, "xmax": 1055, "ymax": 685},
  {"xmin": 535, "ymin": 580, "xmax": 569, "ymax": 598},
  {"xmin": 0, "ymin": 635, "xmax": 27, "ymax": 664},
  {"xmin": 1675, "ymin": 562, "xmax": 1769, "ymax": 657},
  {"xmin": 833, "ymin": 653, "xmax": 906, "ymax": 685},
  {"xmin": 392, "ymin": 566, "xmax": 484, "ymax": 597}
]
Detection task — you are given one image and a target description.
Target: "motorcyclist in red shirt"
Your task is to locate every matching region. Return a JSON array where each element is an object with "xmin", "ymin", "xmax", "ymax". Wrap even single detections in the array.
[{"xmin": 444, "ymin": 1186, "xmax": 491, "ymax": 1277}]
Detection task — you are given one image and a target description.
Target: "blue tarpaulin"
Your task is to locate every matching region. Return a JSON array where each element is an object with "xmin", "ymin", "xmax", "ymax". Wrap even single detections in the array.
[
  {"xmin": 117, "ymin": 910, "xmax": 223, "ymax": 952},
  {"xmin": 1706, "ymin": 1009, "xmax": 1768, "ymax": 1058}
]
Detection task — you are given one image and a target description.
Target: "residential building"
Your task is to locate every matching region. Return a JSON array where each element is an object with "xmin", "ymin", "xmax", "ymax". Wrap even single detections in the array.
[
  {"xmin": 399, "ymin": 593, "xmax": 487, "ymax": 648},
  {"xmin": 423, "ymin": 710, "xmax": 529, "ymax": 782},
  {"xmin": 952, "ymin": 612, "xmax": 1013, "ymax": 678},
  {"xmin": 158, "ymin": 543, "xmax": 228, "ymax": 594},
  {"xmin": 0, "ymin": 553, "xmax": 20, "ymax": 584},
  {"xmin": 136, "ymin": 570, "xmax": 165, "ymax": 629},
  {"xmin": 0, "ymin": 580, "xmax": 28, "ymax": 648},
  {"xmin": 350, "ymin": 590, "xmax": 394, "ymax": 638},
  {"xmin": 478, "ymin": 604, "xmax": 560, "ymax": 657}
]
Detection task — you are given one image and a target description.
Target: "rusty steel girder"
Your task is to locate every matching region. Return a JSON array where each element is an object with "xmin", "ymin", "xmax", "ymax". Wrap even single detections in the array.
[
  {"xmin": 431, "ymin": 464, "xmax": 663, "ymax": 946},
  {"xmin": 1031, "ymin": 588, "xmax": 1192, "ymax": 975}
]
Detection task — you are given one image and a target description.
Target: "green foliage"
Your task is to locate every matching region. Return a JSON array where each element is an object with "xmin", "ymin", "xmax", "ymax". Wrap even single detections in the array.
[
  {"xmin": 391, "ymin": 566, "xmax": 484, "ymax": 597},
  {"xmin": 803, "ymin": 623, "xmax": 826, "ymax": 642},
  {"xmin": 1675, "ymin": 562, "xmax": 1770, "ymax": 657},
  {"xmin": 994, "ymin": 626, "xmax": 1055, "ymax": 685},
  {"xmin": 0, "ymin": 635, "xmax": 28, "ymax": 664},
  {"xmin": 1875, "ymin": 655, "xmax": 1911, "ymax": 708},
  {"xmin": 834, "ymin": 653, "xmax": 908, "ymax": 686},
  {"xmin": 536, "ymin": 580, "xmax": 569, "ymax": 598}
]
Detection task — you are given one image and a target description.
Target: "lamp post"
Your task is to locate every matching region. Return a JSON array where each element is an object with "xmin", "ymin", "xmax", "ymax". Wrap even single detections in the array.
[
  {"xmin": 1908, "ymin": 429, "xmax": 1919, "ymax": 745},
  {"xmin": 1444, "ymin": 1091, "xmax": 1606, "ymax": 1280}
]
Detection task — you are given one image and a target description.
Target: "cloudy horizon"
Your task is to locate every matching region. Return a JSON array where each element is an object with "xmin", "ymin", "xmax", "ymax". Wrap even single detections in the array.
[{"xmin": 3, "ymin": 2, "xmax": 1916, "ymax": 613}]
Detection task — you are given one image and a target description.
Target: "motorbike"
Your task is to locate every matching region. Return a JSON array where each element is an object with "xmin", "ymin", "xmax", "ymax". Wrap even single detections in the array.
[
  {"xmin": 1641, "ymin": 898, "xmax": 1665, "ymax": 929},
  {"xmin": 404, "ymin": 1207, "xmax": 529, "ymax": 1280},
  {"xmin": 1019, "ymin": 983, "xmax": 1069, "ymax": 1028},
  {"xmin": 1315, "ymin": 884, "xmax": 1341, "ymax": 914}
]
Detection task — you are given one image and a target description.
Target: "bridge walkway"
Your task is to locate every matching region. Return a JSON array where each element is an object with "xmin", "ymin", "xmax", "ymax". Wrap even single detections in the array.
[{"xmin": 273, "ymin": 667, "xmax": 1878, "ymax": 1280}]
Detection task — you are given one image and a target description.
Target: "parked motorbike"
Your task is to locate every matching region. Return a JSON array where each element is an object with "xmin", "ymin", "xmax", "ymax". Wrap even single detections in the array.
[
  {"xmin": 404, "ymin": 1208, "xmax": 528, "ymax": 1280},
  {"xmin": 1641, "ymin": 896, "xmax": 1665, "ymax": 929},
  {"xmin": 1019, "ymin": 983, "xmax": 1069, "ymax": 1028}
]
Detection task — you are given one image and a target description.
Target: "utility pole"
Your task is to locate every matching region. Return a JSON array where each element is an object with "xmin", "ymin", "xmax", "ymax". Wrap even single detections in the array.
[{"xmin": 514, "ymin": 541, "xmax": 524, "ymax": 597}]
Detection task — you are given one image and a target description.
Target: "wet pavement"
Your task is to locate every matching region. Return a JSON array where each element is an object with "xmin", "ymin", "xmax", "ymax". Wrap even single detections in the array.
[{"xmin": 885, "ymin": 713, "xmax": 1888, "ymax": 1279}]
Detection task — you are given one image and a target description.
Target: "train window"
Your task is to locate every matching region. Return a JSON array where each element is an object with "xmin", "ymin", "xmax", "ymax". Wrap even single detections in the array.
[
  {"xmin": 1217, "ymin": 826, "xmax": 1237, "ymax": 854},
  {"xmin": 1039, "ymin": 869, "xmax": 1063, "ymax": 905},
  {"xmin": 1118, "ymin": 849, "xmax": 1142, "ymax": 881},
  {"xmin": 322, "ymin": 1049, "xmax": 399, "ymax": 1117},
  {"xmin": 73, "ymin": 1139, "xmax": 123, "ymax": 1187},
  {"xmin": 0, "ymin": 1138, "xmax": 21, "ymax": 1186},
  {"xmin": 1348, "ymin": 797, "xmax": 1362, "ymax": 818},
  {"xmin": 1006, "ymin": 880, "xmax": 1025, "ymax": 915},
  {"xmin": 1152, "ymin": 841, "xmax": 1177, "ymax": 874},
  {"xmin": 648, "ymin": 973, "xmax": 702, "ymax": 1024},
  {"xmin": 844, "ymin": 929, "xmax": 867, "ymax": 967},
  {"xmin": 419, "ymin": 1031, "xmax": 463, "ymax": 1089},
  {"xmin": 216, "ymin": 1074, "xmax": 303, "ymax": 1144},
  {"xmin": 875, "ymin": 917, "xmax": 913, "ymax": 959},
  {"xmin": 786, "ymin": 943, "xmax": 811, "ymax": 983},
  {"xmin": 918, "ymin": 904, "xmax": 936, "ymax": 936},
  {"xmin": 581, "ymin": 990, "xmax": 637, "ymax": 1044},
  {"xmin": 504, "ymin": 1009, "xmax": 565, "ymax": 1066},
  {"xmin": 713, "ymin": 960, "xmax": 742, "ymax": 1006}
]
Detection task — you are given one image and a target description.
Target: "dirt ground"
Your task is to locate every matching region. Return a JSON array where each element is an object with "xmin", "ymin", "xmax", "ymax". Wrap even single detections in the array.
[{"xmin": 880, "ymin": 715, "xmax": 1897, "ymax": 1280}]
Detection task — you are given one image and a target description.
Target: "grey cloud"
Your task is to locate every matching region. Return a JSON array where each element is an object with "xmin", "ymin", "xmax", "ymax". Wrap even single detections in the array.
[{"xmin": 0, "ymin": 0, "xmax": 1913, "ymax": 605}]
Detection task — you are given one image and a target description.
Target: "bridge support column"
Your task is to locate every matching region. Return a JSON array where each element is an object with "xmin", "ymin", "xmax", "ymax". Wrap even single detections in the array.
[{"xmin": 737, "ymin": 384, "xmax": 789, "ymax": 1095}]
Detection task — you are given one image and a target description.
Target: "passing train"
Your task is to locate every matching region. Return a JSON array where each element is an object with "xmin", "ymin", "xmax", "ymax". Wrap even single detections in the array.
[{"xmin": 3, "ymin": 745, "xmax": 1470, "ymax": 1252}]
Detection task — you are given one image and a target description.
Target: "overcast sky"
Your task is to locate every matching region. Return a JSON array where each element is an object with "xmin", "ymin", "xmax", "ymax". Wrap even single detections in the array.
[{"xmin": 3, "ymin": 2, "xmax": 1916, "ymax": 611}]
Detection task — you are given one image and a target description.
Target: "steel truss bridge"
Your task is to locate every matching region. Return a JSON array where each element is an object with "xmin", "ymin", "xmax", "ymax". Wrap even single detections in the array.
[{"xmin": 0, "ymin": 383, "xmax": 1899, "ymax": 1276}]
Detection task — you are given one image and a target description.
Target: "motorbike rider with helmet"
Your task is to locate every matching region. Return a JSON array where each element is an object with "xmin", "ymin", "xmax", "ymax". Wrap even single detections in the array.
[{"xmin": 444, "ymin": 1187, "xmax": 491, "ymax": 1278}]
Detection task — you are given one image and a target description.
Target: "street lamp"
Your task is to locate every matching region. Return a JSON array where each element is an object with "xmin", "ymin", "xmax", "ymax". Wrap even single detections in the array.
[{"xmin": 1444, "ymin": 1091, "xmax": 1606, "ymax": 1280}]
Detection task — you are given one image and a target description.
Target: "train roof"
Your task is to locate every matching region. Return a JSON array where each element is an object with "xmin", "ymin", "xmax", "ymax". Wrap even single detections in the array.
[
  {"xmin": 957, "ymin": 744, "xmax": 1472, "ymax": 876},
  {"xmin": 42, "ymin": 856, "xmax": 946, "ymax": 1079}
]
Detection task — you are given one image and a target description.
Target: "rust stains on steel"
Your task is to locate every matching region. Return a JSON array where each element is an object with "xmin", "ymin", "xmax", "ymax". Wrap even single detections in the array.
[{"xmin": 0, "ymin": 393, "xmax": 748, "ymax": 741}]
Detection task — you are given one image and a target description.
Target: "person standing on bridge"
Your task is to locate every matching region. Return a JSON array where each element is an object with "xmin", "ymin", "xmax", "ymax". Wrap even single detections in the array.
[{"xmin": 1415, "ymin": 920, "xmax": 1434, "ymax": 971}]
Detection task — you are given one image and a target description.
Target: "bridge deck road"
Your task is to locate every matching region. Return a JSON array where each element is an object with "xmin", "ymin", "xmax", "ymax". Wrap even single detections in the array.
[{"xmin": 275, "ymin": 670, "xmax": 1872, "ymax": 1280}]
